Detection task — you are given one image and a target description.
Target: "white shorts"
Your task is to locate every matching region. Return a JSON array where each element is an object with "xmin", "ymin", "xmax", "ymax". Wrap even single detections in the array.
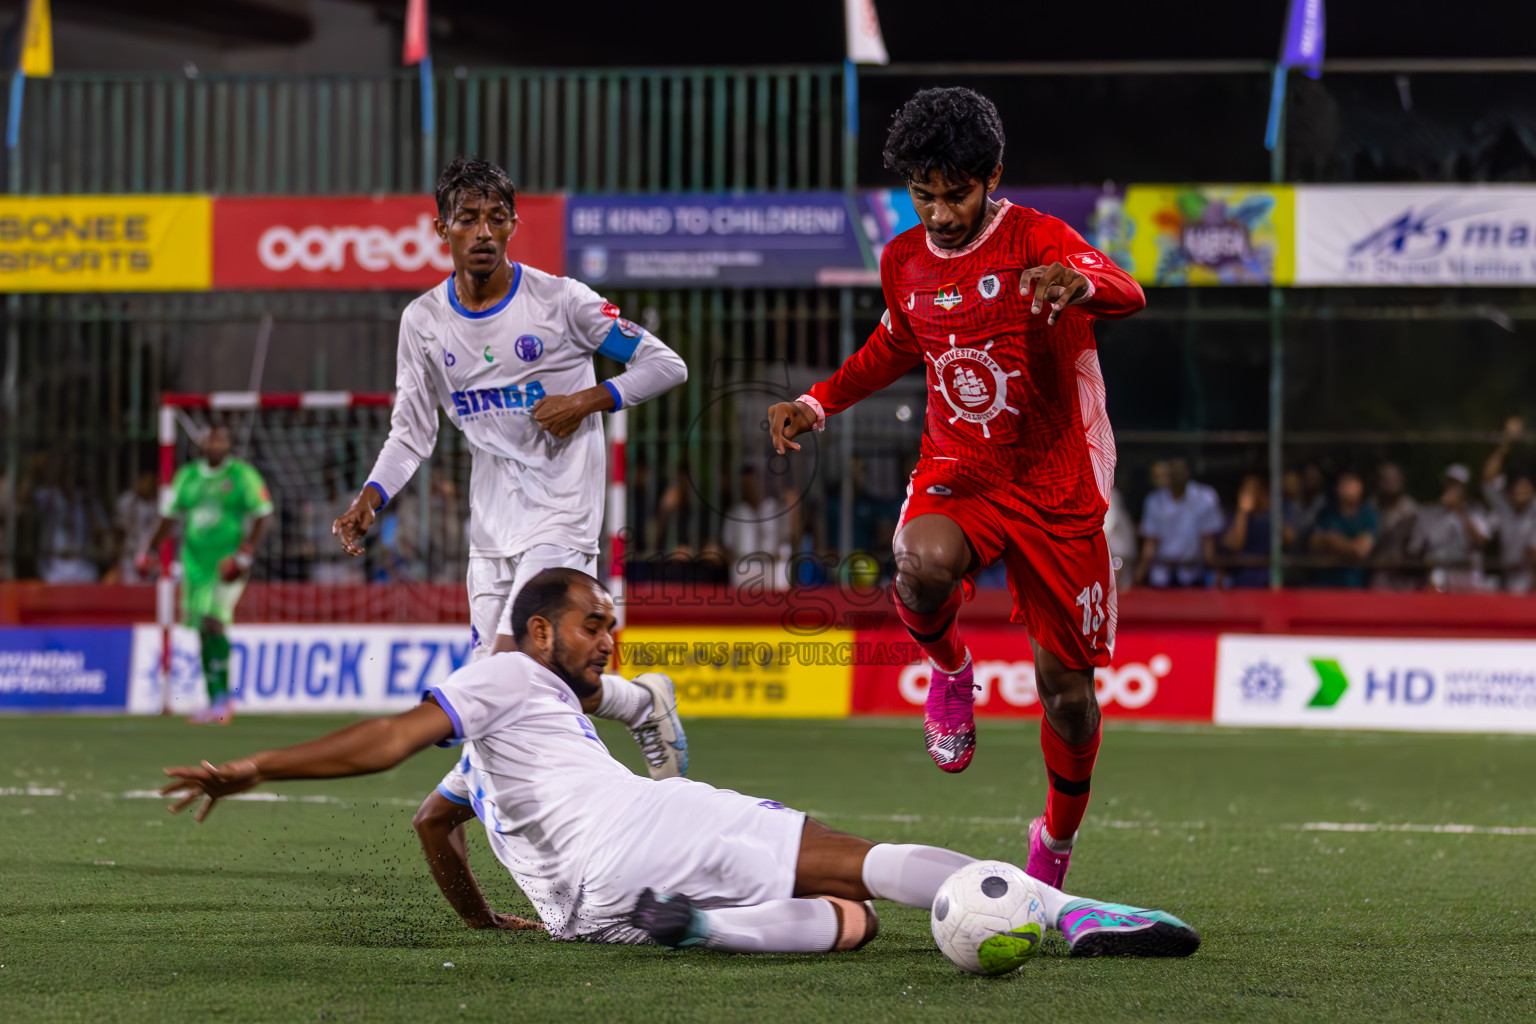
[
  {"xmin": 466, "ymin": 546, "xmax": 598, "ymax": 660},
  {"xmin": 568, "ymin": 778, "xmax": 807, "ymax": 943}
]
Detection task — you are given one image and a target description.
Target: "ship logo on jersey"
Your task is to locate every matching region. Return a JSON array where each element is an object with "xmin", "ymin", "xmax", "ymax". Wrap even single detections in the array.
[
  {"xmin": 928, "ymin": 335, "xmax": 1023, "ymax": 439},
  {"xmin": 934, "ymin": 284, "xmax": 964, "ymax": 311},
  {"xmin": 977, "ymin": 273, "xmax": 1002, "ymax": 303}
]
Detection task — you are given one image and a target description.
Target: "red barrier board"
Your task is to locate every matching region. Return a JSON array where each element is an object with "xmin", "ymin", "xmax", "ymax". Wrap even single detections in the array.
[
  {"xmin": 211, "ymin": 194, "xmax": 565, "ymax": 289},
  {"xmin": 850, "ymin": 626, "xmax": 1216, "ymax": 721}
]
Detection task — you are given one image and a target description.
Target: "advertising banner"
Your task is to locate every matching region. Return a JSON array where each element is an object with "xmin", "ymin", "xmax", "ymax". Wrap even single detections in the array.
[
  {"xmin": 212, "ymin": 194, "xmax": 566, "ymax": 289},
  {"xmin": 1216, "ymin": 634, "xmax": 1536, "ymax": 733},
  {"xmin": 615, "ymin": 625, "xmax": 854, "ymax": 718},
  {"xmin": 0, "ymin": 195, "xmax": 211, "ymax": 291},
  {"xmin": 128, "ymin": 624, "xmax": 473, "ymax": 714},
  {"xmin": 1123, "ymin": 185, "xmax": 1294, "ymax": 285},
  {"xmin": 1294, "ymin": 186, "xmax": 1536, "ymax": 286},
  {"xmin": 0, "ymin": 627, "xmax": 133, "ymax": 712},
  {"xmin": 850, "ymin": 628, "xmax": 1217, "ymax": 721},
  {"xmin": 568, "ymin": 193, "xmax": 869, "ymax": 288}
]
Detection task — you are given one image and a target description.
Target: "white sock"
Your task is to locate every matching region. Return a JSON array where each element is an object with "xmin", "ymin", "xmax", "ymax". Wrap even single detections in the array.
[
  {"xmin": 594, "ymin": 674, "xmax": 653, "ymax": 728},
  {"xmin": 701, "ymin": 898, "xmax": 839, "ymax": 953},
  {"xmin": 860, "ymin": 843, "xmax": 976, "ymax": 909},
  {"xmin": 1031, "ymin": 878, "xmax": 1080, "ymax": 928}
]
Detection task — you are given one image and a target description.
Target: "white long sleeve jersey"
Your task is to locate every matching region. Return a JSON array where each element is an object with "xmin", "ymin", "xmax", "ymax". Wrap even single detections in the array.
[{"xmin": 366, "ymin": 263, "xmax": 687, "ymax": 558}]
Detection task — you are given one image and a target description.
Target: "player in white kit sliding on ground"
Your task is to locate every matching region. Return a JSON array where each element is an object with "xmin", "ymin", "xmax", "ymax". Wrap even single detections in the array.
[
  {"xmin": 161, "ymin": 568, "xmax": 1200, "ymax": 959},
  {"xmin": 332, "ymin": 157, "xmax": 689, "ymax": 778}
]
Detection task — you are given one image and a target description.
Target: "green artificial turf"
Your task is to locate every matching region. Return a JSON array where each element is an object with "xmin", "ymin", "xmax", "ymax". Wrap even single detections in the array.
[{"xmin": 1, "ymin": 715, "xmax": 1533, "ymax": 1023}]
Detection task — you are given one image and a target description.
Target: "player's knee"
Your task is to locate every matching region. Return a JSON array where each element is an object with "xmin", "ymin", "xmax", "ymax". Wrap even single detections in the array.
[
  {"xmin": 893, "ymin": 561, "xmax": 958, "ymax": 614},
  {"xmin": 1038, "ymin": 673, "xmax": 1098, "ymax": 726}
]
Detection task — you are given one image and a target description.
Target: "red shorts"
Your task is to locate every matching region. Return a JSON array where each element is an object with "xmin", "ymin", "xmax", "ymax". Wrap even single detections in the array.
[{"xmin": 899, "ymin": 469, "xmax": 1117, "ymax": 670}]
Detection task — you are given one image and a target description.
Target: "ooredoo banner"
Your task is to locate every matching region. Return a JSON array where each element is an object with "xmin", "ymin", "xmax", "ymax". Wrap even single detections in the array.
[
  {"xmin": 128, "ymin": 624, "xmax": 473, "ymax": 714},
  {"xmin": 211, "ymin": 194, "xmax": 566, "ymax": 289},
  {"xmin": 0, "ymin": 195, "xmax": 211, "ymax": 291},
  {"xmin": 0, "ymin": 627, "xmax": 133, "ymax": 712},
  {"xmin": 1216, "ymin": 634, "xmax": 1536, "ymax": 733},
  {"xmin": 850, "ymin": 627, "xmax": 1217, "ymax": 721},
  {"xmin": 1295, "ymin": 186, "xmax": 1536, "ymax": 286}
]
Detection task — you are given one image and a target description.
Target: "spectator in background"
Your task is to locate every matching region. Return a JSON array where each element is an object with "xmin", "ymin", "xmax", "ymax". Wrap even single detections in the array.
[
  {"xmin": 721, "ymin": 464, "xmax": 792, "ymax": 590},
  {"xmin": 1221, "ymin": 473, "xmax": 1284, "ymax": 588},
  {"xmin": 1371, "ymin": 461, "xmax": 1421, "ymax": 591},
  {"xmin": 1136, "ymin": 457, "xmax": 1224, "ymax": 588},
  {"xmin": 110, "ymin": 470, "xmax": 162, "ymax": 584},
  {"xmin": 34, "ymin": 465, "xmax": 109, "ymax": 584},
  {"xmin": 1410, "ymin": 465, "xmax": 1489, "ymax": 593},
  {"xmin": 1103, "ymin": 485, "xmax": 1138, "ymax": 590},
  {"xmin": 1482, "ymin": 417, "xmax": 1536, "ymax": 593},
  {"xmin": 1309, "ymin": 470, "xmax": 1378, "ymax": 588},
  {"xmin": 1298, "ymin": 462, "xmax": 1329, "ymax": 535}
]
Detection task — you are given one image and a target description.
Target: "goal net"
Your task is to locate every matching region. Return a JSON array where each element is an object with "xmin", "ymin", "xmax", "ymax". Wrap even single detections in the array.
[{"xmin": 155, "ymin": 391, "xmax": 475, "ymax": 624}]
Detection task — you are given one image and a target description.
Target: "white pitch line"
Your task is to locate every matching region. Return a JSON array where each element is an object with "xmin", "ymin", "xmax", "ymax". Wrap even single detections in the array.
[{"xmin": 1298, "ymin": 821, "xmax": 1536, "ymax": 836}]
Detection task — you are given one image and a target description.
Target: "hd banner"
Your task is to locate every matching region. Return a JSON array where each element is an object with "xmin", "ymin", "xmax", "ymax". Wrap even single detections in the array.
[
  {"xmin": 0, "ymin": 195, "xmax": 212, "ymax": 291},
  {"xmin": 1216, "ymin": 634, "xmax": 1536, "ymax": 733},
  {"xmin": 0, "ymin": 627, "xmax": 133, "ymax": 712},
  {"xmin": 1123, "ymin": 184, "xmax": 1295, "ymax": 285},
  {"xmin": 211, "ymin": 193, "xmax": 566, "ymax": 288},
  {"xmin": 568, "ymin": 192, "xmax": 870, "ymax": 287},
  {"xmin": 1294, "ymin": 186, "xmax": 1536, "ymax": 286}
]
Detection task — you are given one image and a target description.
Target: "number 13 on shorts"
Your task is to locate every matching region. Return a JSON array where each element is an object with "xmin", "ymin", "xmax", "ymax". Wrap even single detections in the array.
[{"xmin": 1075, "ymin": 582, "xmax": 1106, "ymax": 643}]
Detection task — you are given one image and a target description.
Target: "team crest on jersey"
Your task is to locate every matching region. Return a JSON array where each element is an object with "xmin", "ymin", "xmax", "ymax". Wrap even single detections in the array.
[
  {"xmin": 928, "ymin": 335, "xmax": 1023, "ymax": 439},
  {"xmin": 514, "ymin": 335, "xmax": 544, "ymax": 362},
  {"xmin": 934, "ymin": 284, "xmax": 964, "ymax": 311},
  {"xmin": 977, "ymin": 273, "xmax": 1002, "ymax": 303}
]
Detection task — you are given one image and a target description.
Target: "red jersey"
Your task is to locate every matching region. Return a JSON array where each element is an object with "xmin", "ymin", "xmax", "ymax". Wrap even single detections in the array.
[{"xmin": 800, "ymin": 200, "xmax": 1145, "ymax": 538}]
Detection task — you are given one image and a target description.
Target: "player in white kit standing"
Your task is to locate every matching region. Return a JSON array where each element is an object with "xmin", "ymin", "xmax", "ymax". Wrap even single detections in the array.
[{"xmin": 333, "ymin": 157, "xmax": 689, "ymax": 777}]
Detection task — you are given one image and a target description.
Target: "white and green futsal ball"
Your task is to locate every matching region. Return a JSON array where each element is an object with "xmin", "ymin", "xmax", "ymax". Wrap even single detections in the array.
[{"xmin": 930, "ymin": 860, "xmax": 1048, "ymax": 975}]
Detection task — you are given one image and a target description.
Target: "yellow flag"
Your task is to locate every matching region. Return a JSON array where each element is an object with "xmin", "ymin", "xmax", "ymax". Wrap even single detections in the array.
[{"xmin": 20, "ymin": 0, "xmax": 53, "ymax": 78}]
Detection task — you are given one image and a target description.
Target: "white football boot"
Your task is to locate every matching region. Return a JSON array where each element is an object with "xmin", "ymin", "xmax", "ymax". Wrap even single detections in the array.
[{"xmin": 629, "ymin": 673, "xmax": 689, "ymax": 779}]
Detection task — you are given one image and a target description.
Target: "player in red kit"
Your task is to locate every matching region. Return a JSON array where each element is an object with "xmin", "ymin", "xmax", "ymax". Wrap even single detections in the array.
[{"xmin": 768, "ymin": 88, "xmax": 1144, "ymax": 888}]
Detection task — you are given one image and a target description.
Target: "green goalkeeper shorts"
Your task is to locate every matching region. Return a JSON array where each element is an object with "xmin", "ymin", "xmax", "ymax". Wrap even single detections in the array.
[{"xmin": 182, "ymin": 577, "xmax": 247, "ymax": 627}]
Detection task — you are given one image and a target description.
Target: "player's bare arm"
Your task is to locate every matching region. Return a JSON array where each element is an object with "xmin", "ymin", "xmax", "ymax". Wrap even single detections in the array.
[
  {"xmin": 412, "ymin": 789, "xmax": 545, "ymax": 932},
  {"xmin": 532, "ymin": 384, "xmax": 617, "ymax": 439},
  {"xmin": 159, "ymin": 699, "xmax": 454, "ymax": 821},
  {"xmin": 768, "ymin": 400, "xmax": 816, "ymax": 454},
  {"xmin": 1019, "ymin": 263, "xmax": 1092, "ymax": 326},
  {"xmin": 332, "ymin": 484, "xmax": 383, "ymax": 557}
]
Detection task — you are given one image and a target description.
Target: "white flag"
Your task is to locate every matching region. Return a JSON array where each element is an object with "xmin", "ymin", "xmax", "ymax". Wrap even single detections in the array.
[{"xmin": 845, "ymin": 0, "xmax": 889, "ymax": 65}]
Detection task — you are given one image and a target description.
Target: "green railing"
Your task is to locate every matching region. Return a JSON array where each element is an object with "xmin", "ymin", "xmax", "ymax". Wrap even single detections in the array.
[{"xmin": 2, "ymin": 67, "xmax": 845, "ymax": 195}]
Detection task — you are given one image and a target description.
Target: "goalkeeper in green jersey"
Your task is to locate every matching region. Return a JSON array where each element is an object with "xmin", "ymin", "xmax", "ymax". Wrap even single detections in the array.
[{"xmin": 138, "ymin": 425, "xmax": 273, "ymax": 724}]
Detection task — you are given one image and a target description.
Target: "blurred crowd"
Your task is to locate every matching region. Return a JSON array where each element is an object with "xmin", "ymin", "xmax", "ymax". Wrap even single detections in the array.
[{"xmin": 1113, "ymin": 418, "xmax": 1536, "ymax": 594}]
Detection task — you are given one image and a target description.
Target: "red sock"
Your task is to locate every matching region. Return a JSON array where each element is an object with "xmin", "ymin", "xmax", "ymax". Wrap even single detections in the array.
[
  {"xmin": 895, "ymin": 586, "xmax": 967, "ymax": 673},
  {"xmin": 1040, "ymin": 717, "xmax": 1101, "ymax": 844}
]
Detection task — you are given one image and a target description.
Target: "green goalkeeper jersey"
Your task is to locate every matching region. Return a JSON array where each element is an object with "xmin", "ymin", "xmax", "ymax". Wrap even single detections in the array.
[{"xmin": 162, "ymin": 458, "xmax": 274, "ymax": 583}]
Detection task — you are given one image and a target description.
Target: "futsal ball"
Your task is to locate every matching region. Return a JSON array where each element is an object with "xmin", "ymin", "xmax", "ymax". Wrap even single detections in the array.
[{"xmin": 930, "ymin": 860, "xmax": 1048, "ymax": 975}]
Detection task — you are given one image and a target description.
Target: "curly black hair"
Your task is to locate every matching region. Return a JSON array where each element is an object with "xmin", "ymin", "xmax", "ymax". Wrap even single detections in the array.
[
  {"xmin": 435, "ymin": 156, "xmax": 517, "ymax": 221},
  {"xmin": 882, "ymin": 87, "xmax": 1005, "ymax": 186}
]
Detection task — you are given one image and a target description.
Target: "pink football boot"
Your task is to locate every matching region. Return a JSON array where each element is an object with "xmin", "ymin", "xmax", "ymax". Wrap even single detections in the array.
[{"xmin": 923, "ymin": 658, "xmax": 977, "ymax": 773}]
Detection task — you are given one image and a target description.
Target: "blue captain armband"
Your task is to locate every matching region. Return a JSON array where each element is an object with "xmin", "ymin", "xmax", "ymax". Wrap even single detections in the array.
[{"xmin": 596, "ymin": 320, "xmax": 642, "ymax": 362}]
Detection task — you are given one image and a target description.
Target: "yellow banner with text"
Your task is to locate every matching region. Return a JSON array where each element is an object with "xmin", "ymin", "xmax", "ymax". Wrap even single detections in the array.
[
  {"xmin": 0, "ymin": 195, "xmax": 212, "ymax": 291},
  {"xmin": 616, "ymin": 626, "xmax": 853, "ymax": 718}
]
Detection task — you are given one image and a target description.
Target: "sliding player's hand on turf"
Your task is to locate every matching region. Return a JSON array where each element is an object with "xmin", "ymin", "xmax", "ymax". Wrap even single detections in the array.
[
  {"xmin": 160, "ymin": 758, "xmax": 261, "ymax": 822},
  {"xmin": 768, "ymin": 401, "xmax": 815, "ymax": 454},
  {"xmin": 532, "ymin": 392, "xmax": 599, "ymax": 439},
  {"xmin": 1020, "ymin": 262, "xmax": 1091, "ymax": 325},
  {"xmin": 470, "ymin": 910, "xmax": 546, "ymax": 932},
  {"xmin": 333, "ymin": 496, "xmax": 376, "ymax": 557}
]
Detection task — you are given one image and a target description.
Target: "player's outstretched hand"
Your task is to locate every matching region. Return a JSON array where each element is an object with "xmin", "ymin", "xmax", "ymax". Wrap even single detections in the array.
[
  {"xmin": 768, "ymin": 400, "xmax": 815, "ymax": 454},
  {"xmin": 333, "ymin": 496, "xmax": 376, "ymax": 557},
  {"xmin": 160, "ymin": 758, "xmax": 261, "ymax": 822},
  {"xmin": 1020, "ymin": 262, "xmax": 1091, "ymax": 325},
  {"xmin": 471, "ymin": 911, "xmax": 546, "ymax": 932},
  {"xmin": 532, "ymin": 393, "xmax": 597, "ymax": 439}
]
